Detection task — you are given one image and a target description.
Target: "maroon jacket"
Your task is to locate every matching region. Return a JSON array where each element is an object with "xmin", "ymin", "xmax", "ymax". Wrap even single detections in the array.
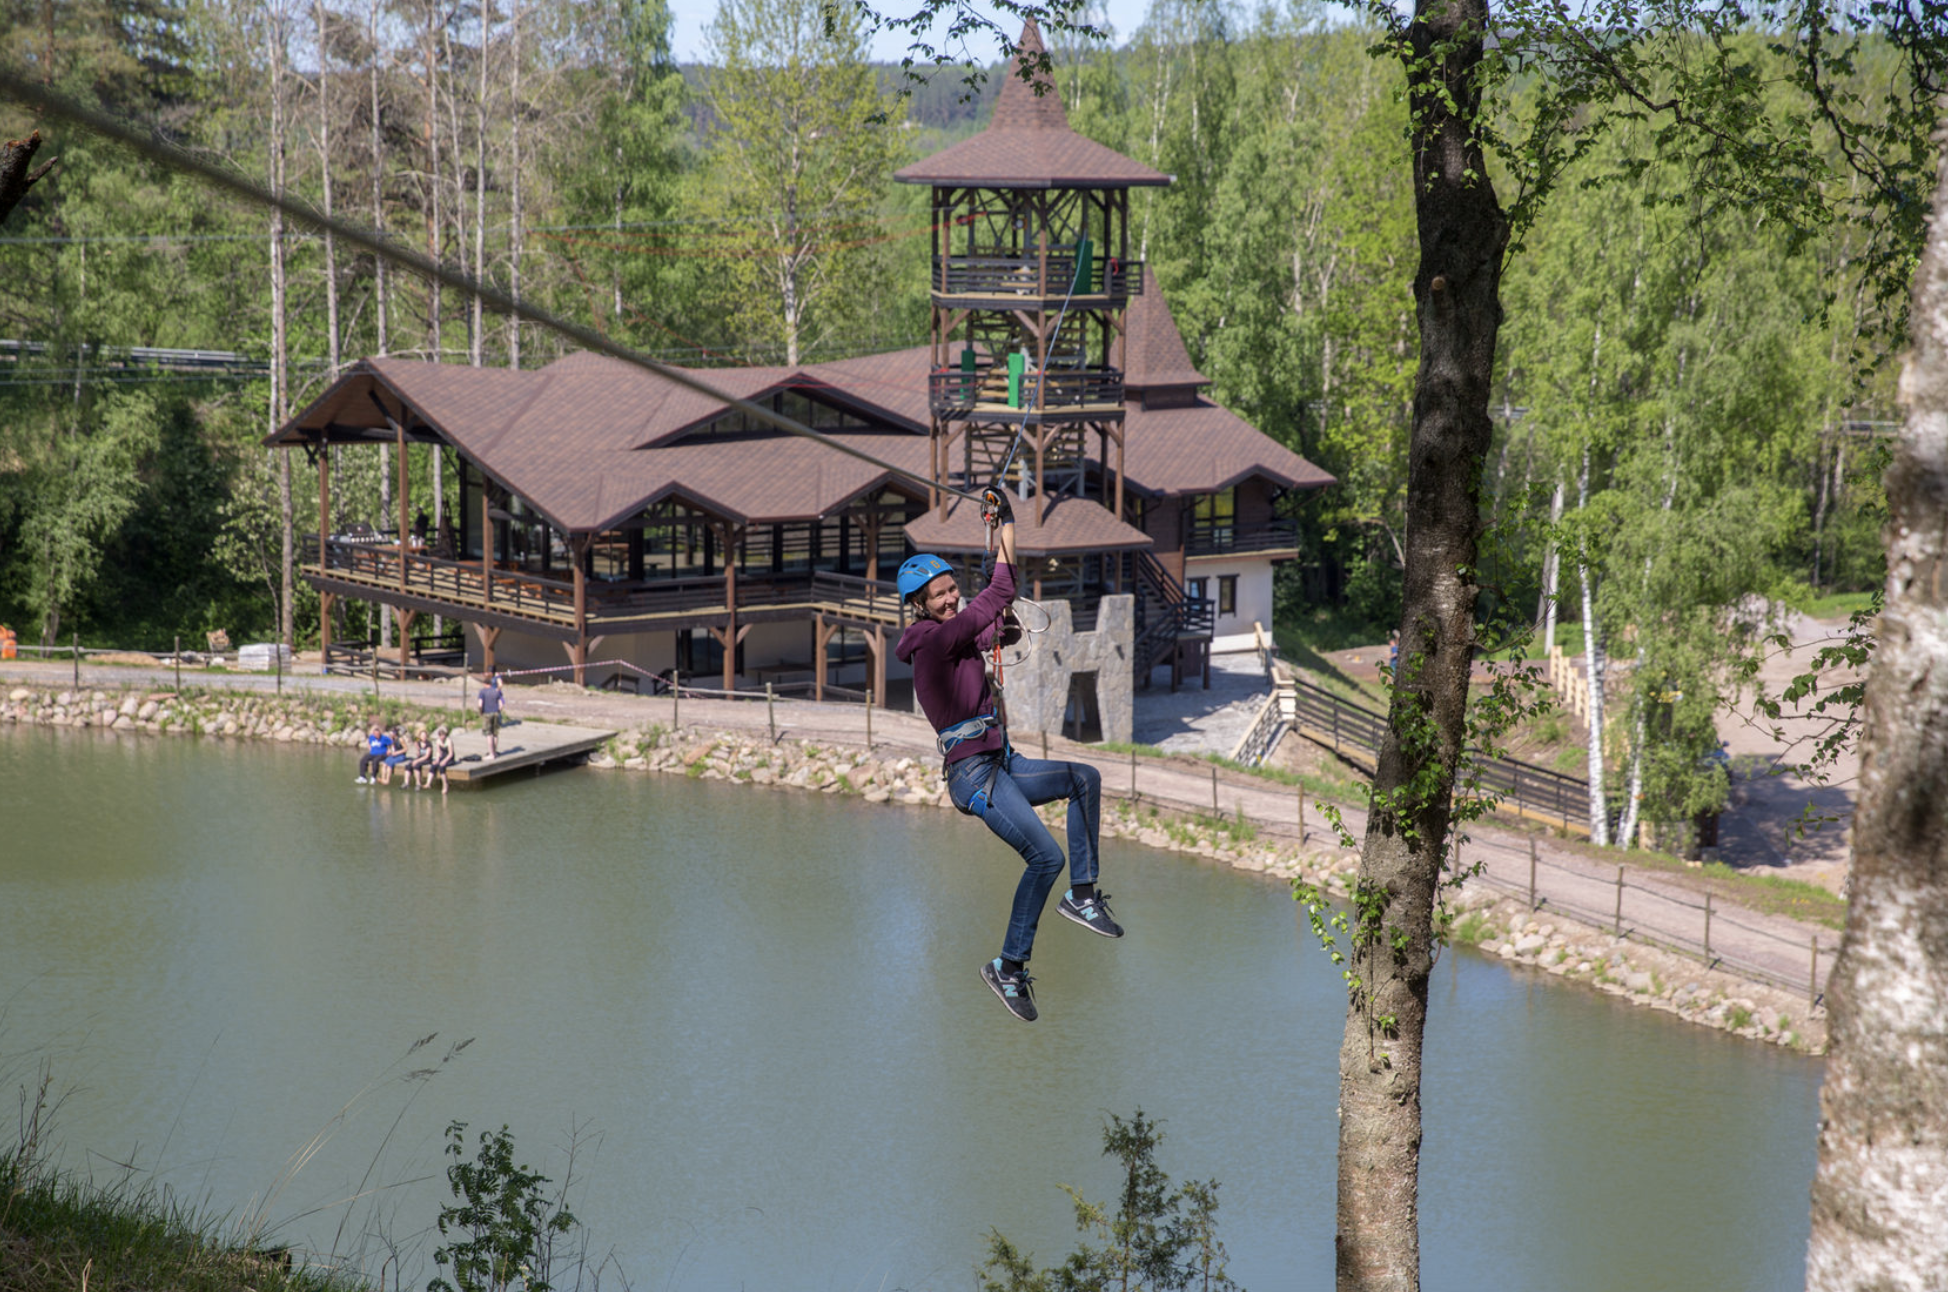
[{"xmin": 895, "ymin": 562, "xmax": 1015, "ymax": 765}]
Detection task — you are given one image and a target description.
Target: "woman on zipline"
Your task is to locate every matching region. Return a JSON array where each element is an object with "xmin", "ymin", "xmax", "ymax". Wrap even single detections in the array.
[{"xmin": 894, "ymin": 487, "xmax": 1121, "ymax": 1023}]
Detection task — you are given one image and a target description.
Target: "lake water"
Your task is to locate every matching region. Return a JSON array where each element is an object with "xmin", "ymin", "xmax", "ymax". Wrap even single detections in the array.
[{"xmin": 0, "ymin": 725, "xmax": 1821, "ymax": 1290}]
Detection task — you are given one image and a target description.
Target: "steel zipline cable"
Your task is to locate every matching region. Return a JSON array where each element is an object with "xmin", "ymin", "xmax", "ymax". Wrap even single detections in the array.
[{"xmin": 0, "ymin": 70, "xmax": 987, "ymax": 507}]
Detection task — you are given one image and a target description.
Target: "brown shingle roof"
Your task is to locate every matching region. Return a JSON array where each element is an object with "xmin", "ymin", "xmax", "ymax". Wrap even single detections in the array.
[
  {"xmin": 272, "ymin": 323, "xmax": 1330, "ymax": 532},
  {"xmin": 1124, "ymin": 267, "xmax": 1208, "ymax": 391},
  {"xmin": 904, "ymin": 494, "xmax": 1153, "ymax": 556},
  {"xmin": 894, "ymin": 21, "xmax": 1169, "ymax": 190},
  {"xmin": 1123, "ymin": 399, "xmax": 1335, "ymax": 497}
]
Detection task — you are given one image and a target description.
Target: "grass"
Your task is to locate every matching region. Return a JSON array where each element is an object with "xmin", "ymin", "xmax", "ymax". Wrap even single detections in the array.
[
  {"xmin": 1786, "ymin": 589, "xmax": 1877, "ymax": 621},
  {"xmin": 0, "ymin": 1150, "xmax": 351, "ymax": 1292},
  {"xmin": 1699, "ymin": 862, "xmax": 1849, "ymax": 928},
  {"xmin": 1451, "ymin": 911, "xmax": 1496, "ymax": 946}
]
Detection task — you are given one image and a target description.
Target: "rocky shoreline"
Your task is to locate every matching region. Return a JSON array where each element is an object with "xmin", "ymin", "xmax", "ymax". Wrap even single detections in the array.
[{"xmin": 2, "ymin": 680, "xmax": 1826, "ymax": 1054}]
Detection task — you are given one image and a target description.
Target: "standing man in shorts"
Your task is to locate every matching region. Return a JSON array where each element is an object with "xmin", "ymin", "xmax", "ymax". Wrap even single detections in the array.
[{"xmin": 477, "ymin": 672, "xmax": 505, "ymax": 758}]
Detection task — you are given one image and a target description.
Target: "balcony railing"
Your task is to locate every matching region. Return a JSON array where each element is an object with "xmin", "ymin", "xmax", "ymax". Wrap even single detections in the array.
[
  {"xmin": 932, "ymin": 254, "xmax": 1144, "ymax": 302},
  {"xmin": 302, "ymin": 535, "xmax": 907, "ymax": 629},
  {"xmin": 928, "ymin": 366, "xmax": 1124, "ymax": 420},
  {"xmin": 1184, "ymin": 518, "xmax": 1300, "ymax": 557},
  {"xmin": 306, "ymin": 533, "xmax": 578, "ymax": 622}
]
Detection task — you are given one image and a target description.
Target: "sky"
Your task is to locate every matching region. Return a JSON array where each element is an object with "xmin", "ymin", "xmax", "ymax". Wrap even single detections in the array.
[{"xmin": 666, "ymin": 0, "xmax": 1156, "ymax": 65}]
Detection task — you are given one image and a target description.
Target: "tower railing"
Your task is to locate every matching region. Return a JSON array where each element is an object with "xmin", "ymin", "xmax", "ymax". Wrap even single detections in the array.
[
  {"xmin": 927, "ymin": 366, "xmax": 1123, "ymax": 418},
  {"xmin": 930, "ymin": 253, "xmax": 1144, "ymax": 301}
]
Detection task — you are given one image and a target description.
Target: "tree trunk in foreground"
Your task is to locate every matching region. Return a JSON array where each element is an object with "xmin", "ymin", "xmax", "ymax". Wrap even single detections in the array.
[
  {"xmin": 1805, "ymin": 123, "xmax": 1948, "ymax": 1292},
  {"xmin": 1335, "ymin": 2, "xmax": 1507, "ymax": 1289}
]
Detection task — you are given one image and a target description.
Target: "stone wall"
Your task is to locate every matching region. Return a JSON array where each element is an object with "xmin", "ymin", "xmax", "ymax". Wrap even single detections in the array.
[{"xmin": 1001, "ymin": 593, "xmax": 1134, "ymax": 744}]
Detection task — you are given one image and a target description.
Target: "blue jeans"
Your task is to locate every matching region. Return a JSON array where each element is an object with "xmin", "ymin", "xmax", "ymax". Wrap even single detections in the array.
[{"xmin": 946, "ymin": 748, "xmax": 1103, "ymax": 964}]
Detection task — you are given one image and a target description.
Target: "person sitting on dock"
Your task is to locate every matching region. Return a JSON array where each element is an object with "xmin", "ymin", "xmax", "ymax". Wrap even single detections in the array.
[
  {"xmin": 477, "ymin": 673, "xmax": 505, "ymax": 758},
  {"xmin": 428, "ymin": 726, "xmax": 455, "ymax": 795},
  {"xmin": 403, "ymin": 727, "xmax": 433, "ymax": 788},
  {"xmin": 894, "ymin": 486, "xmax": 1118, "ymax": 1025},
  {"xmin": 356, "ymin": 722, "xmax": 392, "ymax": 785},
  {"xmin": 379, "ymin": 722, "xmax": 411, "ymax": 785}
]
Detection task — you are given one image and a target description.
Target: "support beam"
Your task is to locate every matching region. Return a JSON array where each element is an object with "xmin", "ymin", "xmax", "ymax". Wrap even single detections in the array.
[
  {"xmin": 814, "ymin": 613, "xmax": 837, "ymax": 701},
  {"xmin": 481, "ymin": 469, "xmax": 494, "ymax": 607},
  {"xmin": 571, "ymin": 534, "xmax": 590, "ymax": 686},
  {"xmin": 317, "ymin": 443, "xmax": 331, "ymax": 652},
  {"xmin": 864, "ymin": 625, "xmax": 887, "ymax": 709},
  {"xmin": 396, "ymin": 414, "xmax": 409, "ymax": 592},
  {"xmin": 395, "ymin": 607, "xmax": 418, "ymax": 671},
  {"xmin": 319, "ymin": 590, "xmax": 336, "ymax": 658},
  {"xmin": 469, "ymin": 621, "xmax": 501, "ymax": 676},
  {"xmin": 707, "ymin": 620, "xmax": 752, "ymax": 693}
]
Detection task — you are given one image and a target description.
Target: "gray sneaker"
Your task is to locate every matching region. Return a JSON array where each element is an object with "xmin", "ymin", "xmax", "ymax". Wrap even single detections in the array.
[
  {"xmin": 1058, "ymin": 889, "xmax": 1124, "ymax": 938},
  {"xmin": 981, "ymin": 959, "xmax": 1038, "ymax": 1022}
]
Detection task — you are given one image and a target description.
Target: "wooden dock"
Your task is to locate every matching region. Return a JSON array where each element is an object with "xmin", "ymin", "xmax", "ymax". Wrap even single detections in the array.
[{"xmin": 444, "ymin": 719, "xmax": 615, "ymax": 787}]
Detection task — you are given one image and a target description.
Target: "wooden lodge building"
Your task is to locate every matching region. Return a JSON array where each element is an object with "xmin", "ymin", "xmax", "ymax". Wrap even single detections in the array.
[{"xmin": 270, "ymin": 21, "xmax": 1332, "ymax": 708}]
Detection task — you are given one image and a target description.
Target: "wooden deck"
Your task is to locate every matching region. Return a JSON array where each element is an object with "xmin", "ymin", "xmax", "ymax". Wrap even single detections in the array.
[
  {"xmin": 443, "ymin": 719, "xmax": 616, "ymax": 788},
  {"xmin": 302, "ymin": 543, "xmax": 907, "ymax": 639}
]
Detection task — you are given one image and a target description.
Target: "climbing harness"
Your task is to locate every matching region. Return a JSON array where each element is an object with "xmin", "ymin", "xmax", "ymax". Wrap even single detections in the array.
[{"xmin": 936, "ymin": 711, "xmax": 1000, "ymax": 758}]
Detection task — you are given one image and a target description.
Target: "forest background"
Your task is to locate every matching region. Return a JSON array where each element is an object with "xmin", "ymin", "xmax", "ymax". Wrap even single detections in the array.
[{"xmin": 0, "ymin": 0, "xmax": 1897, "ymax": 765}]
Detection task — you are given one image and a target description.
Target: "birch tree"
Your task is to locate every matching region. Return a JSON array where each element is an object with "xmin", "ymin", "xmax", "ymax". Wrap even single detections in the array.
[
  {"xmin": 700, "ymin": 0, "xmax": 904, "ymax": 366},
  {"xmin": 1806, "ymin": 121, "xmax": 1948, "ymax": 1292}
]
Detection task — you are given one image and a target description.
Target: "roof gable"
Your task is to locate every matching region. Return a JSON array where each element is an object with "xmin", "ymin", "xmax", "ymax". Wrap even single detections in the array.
[
  {"xmin": 1124, "ymin": 267, "xmax": 1208, "ymax": 393},
  {"xmin": 894, "ymin": 20, "xmax": 1169, "ymax": 189}
]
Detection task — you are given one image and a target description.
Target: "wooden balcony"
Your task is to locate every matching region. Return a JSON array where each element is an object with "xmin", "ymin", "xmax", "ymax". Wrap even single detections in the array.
[
  {"xmin": 1184, "ymin": 519, "xmax": 1300, "ymax": 558},
  {"xmin": 931, "ymin": 254, "xmax": 1144, "ymax": 309},
  {"xmin": 301, "ymin": 536, "xmax": 907, "ymax": 639},
  {"xmin": 928, "ymin": 366, "xmax": 1125, "ymax": 422}
]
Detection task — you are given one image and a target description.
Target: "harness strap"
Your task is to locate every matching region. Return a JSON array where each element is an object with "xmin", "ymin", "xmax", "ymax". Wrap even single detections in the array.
[{"xmin": 936, "ymin": 711, "xmax": 998, "ymax": 758}]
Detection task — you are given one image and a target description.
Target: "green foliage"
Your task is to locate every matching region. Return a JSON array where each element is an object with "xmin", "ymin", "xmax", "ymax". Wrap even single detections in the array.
[
  {"xmin": 695, "ymin": 0, "xmax": 914, "ymax": 365},
  {"xmin": 429, "ymin": 1121, "xmax": 580, "ymax": 1292},
  {"xmin": 978, "ymin": 1110, "xmax": 1239, "ymax": 1292}
]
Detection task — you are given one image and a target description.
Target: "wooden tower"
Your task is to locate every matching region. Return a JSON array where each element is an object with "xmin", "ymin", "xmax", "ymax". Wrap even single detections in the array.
[{"xmin": 895, "ymin": 21, "xmax": 1171, "ymax": 526}]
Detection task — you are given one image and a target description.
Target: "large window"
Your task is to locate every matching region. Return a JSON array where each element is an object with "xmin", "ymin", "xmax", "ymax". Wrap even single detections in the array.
[{"xmin": 1190, "ymin": 488, "xmax": 1236, "ymax": 550}]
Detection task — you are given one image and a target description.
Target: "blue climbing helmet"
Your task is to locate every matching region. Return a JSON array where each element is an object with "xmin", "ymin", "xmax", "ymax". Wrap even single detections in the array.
[{"xmin": 898, "ymin": 553, "xmax": 954, "ymax": 601}]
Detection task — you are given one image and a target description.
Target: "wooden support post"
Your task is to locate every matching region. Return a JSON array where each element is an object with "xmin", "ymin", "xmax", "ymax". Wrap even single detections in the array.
[
  {"xmin": 319, "ymin": 591, "xmax": 335, "ymax": 661},
  {"xmin": 814, "ymin": 614, "xmax": 835, "ymax": 702},
  {"xmin": 468, "ymin": 622, "xmax": 501, "ymax": 677},
  {"xmin": 396, "ymin": 608, "xmax": 417, "ymax": 672},
  {"xmin": 672, "ymin": 667, "xmax": 680, "ymax": 730},
  {"xmin": 1041, "ymin": 729, "xmax": 1049, "ymax": 759},
  {"xmin": 865, "ymin": 692, "xmax": 873, "ymax": 750},
  {"xmin": 571, "ymin": 535, "xmax": 590, "ymax": 687},
  {"xmin": 721, "ymin": 523, "xmax": 741, "ymax": 693},
  {"xmin": 481, "ymin": 475, "xmax": 494, "ymax": 606},
  {"xmin": 396, "ymin": 415, "xmax": 410, "ymax": 592},
  {"xmin": 174, "ymin": 635, "xmax": 181, "ymax": 690},
  {"xmin": 866, "ymin": 626, "xmax": 887, "ymax": 710},
  {"xmin": 1211, "ymin": 764, "xmax": 1220, "ymax": 814}
]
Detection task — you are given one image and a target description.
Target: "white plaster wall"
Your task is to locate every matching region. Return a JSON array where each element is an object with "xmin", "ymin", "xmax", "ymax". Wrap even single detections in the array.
[{"xmin": 1184, "ymin": 553, "xmax": 1278, "ymax": 651}]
